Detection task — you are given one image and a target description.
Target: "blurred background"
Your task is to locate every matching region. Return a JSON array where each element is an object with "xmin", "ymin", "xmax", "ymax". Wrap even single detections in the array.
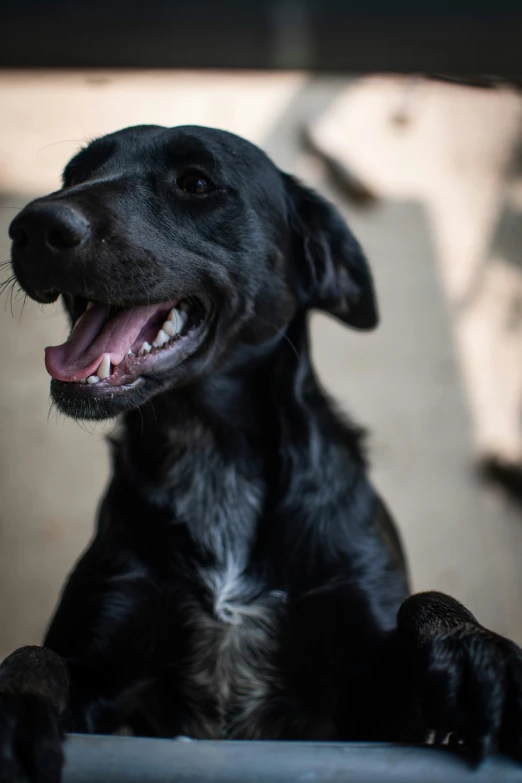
[{"xmin": 0, "ymin": 70, "xmax": 521, "ymax": 659}]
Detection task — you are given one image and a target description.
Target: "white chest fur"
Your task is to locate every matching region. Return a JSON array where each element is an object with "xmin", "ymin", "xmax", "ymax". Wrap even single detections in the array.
[
  {"xmin": 180, "ymin": 553, "xmax": 286, "ymax": 739},
  {"xmin": 169, "ymin": 456, "xmax": 286, "ymax": 737}
]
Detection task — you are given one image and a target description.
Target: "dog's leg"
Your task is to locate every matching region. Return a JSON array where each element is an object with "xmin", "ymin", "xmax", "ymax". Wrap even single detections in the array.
[
  {"xmin": 0, "ymin": 646, "xmax": 69, "ymax": 783},
  {"xmin": 396, "ymin": 591, "xmax": 522, "ymax": 761},
  {"xmin": 271, "ymin": 583, "xmax": 412, "ymax": 742},
  {"xmin": 43, "ymin": 587, "xmax": 161, "ymax": 738},
  {"xmin": 272, "ymin": 585, "xmax": 522, "ymax": 761},
  {"xmin": 0, "ymin": 552, "xmax": 168, "ymax": 780}
]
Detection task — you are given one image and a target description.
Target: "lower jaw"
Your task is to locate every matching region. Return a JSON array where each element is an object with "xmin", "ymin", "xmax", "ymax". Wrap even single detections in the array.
[
  {"xmin": 50, "ymin": 376, "xmax": 148, "ymax": 420},
  {"xmin": 52, "ymin": 375, "xmax": 144, "ymax": 399}
]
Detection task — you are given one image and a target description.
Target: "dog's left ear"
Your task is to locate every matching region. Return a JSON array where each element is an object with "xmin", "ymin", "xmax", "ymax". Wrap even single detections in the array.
[{"xmin": 284, "ymin": 174, "xmax": 378, "ymax": 330}]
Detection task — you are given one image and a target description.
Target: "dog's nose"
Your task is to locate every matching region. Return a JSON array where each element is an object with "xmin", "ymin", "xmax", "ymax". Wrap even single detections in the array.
[{"xmin": 9, "ymin": 202, "xmax": 91, "ymax": 254}]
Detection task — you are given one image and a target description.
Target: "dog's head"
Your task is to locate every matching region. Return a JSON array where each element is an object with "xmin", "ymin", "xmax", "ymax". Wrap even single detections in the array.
[{"xmin": 9, "ymin": 125, "xmax": 377, "ymax": 420}]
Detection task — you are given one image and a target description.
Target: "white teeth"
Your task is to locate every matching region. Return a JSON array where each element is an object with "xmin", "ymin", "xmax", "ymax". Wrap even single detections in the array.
[
  {"xmin": 162, "ymin": 320, "xmax": 177, "ymax": 337},
  {"xmin": 152, "ymin": 329, "xmax": 169, "ymax": 348},
  {"xmin": 86, "ymin": 301, "xmax": 95, "ymax": 311},
  {"xmin": 127, "ymin": 349, "xmax": 133, "ymax": 356},
  {"xmin": 96, "ymin": 354, "xmax": 111, "ymax": 380},
  {"xmin": 137, "ymin": 305, "xmax": 189, "ymax": 355},
  {"xmin": 167, "ymin": 308, "xmax": 187, "ymax": 335},
  {"xmin": 87, "ymin": 375, "xmax": 100, "ymax": 384}
]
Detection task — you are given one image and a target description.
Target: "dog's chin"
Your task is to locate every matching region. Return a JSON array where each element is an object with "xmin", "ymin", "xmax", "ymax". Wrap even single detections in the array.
[
  {"xmin": 50, "ymin": 375, "xmax": 148, "ymax": 420},
  {"xmin": 50, "ymin": 371, "xmax": 197, "ymax": 421}
]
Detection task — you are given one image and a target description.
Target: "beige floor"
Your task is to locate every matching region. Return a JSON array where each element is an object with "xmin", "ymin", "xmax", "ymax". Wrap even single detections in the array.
[{"xmin": 0, "ymin": 72, "xmax": 521, "ymax": 661}]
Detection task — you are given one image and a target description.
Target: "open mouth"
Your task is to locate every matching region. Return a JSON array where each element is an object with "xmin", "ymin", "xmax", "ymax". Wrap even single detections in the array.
[{"xmin": 45, "ymin": 296, "xmax": 208, "ymax": 394}]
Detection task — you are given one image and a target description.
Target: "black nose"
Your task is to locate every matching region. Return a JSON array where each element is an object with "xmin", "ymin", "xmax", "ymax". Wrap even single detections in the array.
[{"xmin": 9, "ymin": 202, "xmax": 91, "ymax": 253}]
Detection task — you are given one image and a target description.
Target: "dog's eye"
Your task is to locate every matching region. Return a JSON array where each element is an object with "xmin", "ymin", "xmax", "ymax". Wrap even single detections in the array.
[{"xmin": 178, "ymin": 172, "xmax": 213, "ymax": 195}]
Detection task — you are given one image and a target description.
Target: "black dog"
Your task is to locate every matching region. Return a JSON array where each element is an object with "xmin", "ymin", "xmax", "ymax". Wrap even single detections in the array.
[{"xmin": 3, "ymin": 124, "xmax": 522, "ymax": 781}]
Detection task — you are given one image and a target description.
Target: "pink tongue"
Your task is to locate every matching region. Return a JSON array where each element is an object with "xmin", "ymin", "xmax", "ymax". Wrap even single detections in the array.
[{"xmin": 45, "ymin": 302, "xmax": 164, "ymax": 382}]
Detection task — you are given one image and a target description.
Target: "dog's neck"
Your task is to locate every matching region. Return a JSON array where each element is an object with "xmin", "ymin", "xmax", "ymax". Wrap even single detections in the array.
[
  {"xmin": 118, "ymin": 316, "xmax": 310, "ymax": 475},
  {"xmin": 120, "ymin": 357, "xmax": 275, "ymax": 480},
  {"xmin": 111, "ymin": 313, "xmax": 366, "ymax": 559}
]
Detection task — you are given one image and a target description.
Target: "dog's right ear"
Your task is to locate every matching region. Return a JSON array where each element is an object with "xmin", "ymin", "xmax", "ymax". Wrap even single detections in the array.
[{"xmin": 284, "ymin": 174, "xmax": 378, "ymax": 330}]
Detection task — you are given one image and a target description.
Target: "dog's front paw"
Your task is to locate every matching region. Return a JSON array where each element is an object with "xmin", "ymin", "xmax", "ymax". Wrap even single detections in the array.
[
  {"xmin": 419, "ymin": 625, "xmax": 522, "ymax": 762},
  {"xmin": 0, "ymin": 693, "xmax": 64, "ymax": 783}
]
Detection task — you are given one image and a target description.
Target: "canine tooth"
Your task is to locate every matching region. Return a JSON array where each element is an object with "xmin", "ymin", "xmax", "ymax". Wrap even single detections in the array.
[
  {"xmin": 86, "ymin": 301, "xmax": 95, "ymax": 311},
  {"xmin": 168, "ymin": 308, "xmax": 187, "ymax": 335},
  {"xmin": 87, "ymin": 375, "xmax": 100, "ymax": 384},
  {"xmin": 97, "ymin": 354, "xmax": 111, "ymax": 380},
  {"xmin": 139, "ymin": 342, "xmax": 151, "ymax": 355},
  {"xmin": 152, "ymin": 329, "xmax": 169, "ymax": 348}
]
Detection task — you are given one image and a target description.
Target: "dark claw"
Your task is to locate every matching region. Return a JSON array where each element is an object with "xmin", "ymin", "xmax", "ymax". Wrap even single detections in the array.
[{"xmin": 433, "ymin": 728, "xmax": 449, "ymax": 747}]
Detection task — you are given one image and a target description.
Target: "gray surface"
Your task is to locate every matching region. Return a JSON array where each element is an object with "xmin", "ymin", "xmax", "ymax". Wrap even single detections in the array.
[{"xmin": 62, "ymin": 735, "xmax": 522, "ymax": 783}]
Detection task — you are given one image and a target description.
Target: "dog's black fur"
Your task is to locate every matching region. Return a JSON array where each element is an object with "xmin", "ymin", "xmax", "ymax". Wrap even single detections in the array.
[{"xmin": 3, "ymin": 125, "xmax": 522, "ymax": 781}]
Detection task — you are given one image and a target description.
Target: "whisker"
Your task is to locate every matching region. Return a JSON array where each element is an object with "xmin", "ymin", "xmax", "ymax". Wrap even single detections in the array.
[
  {"xmin": 1, "ymin": 279, "xmax": 17, "ymax": 315},
  {"xmin": 75, "ymin": 417, "xmax": 97, "ymax": 436},
  {"xmin": 9, "ymin": 282, "xmax": 18, "ymax": 318},
  {"xmin": 249, "ymin": 312, "xmax": 300, "ymax": 360},
  {"xmin": 20, "ymin": 293, "xmax": 28, "ymax": 322},
  {"xmin": 281, "ymin": 333, "xmax": 300, "ymax": 361},
  {"xmin": 37, "ymin": 138, "xmax": 83, "ymax": 155},
  {"xmin": 137, "ymin": 404, "xmax": 145, "ymax": 435},
  {"xmin": 0, "ymin": 274, "xmax": 16, "ymax": 295}
]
